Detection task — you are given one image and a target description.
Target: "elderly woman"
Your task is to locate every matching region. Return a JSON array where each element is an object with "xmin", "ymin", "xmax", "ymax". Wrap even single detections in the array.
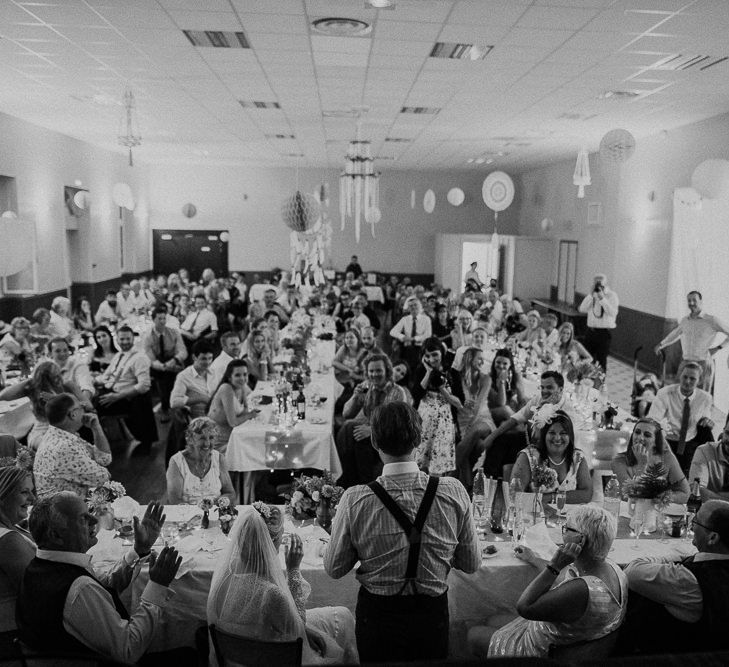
[
  {"xmin": 207, "ymin": 504, "xmax": 358, "ymax": 665},
  {"xmin": 0, "ymin": 317, "xmax": 32, "ymax": 366},
  {"xmin": 510, "ymin": 411, "xmax": 592, "ymax": 503},
  {"xmin": 166, "ymin": 417, "xmax": 235, "ymax": 505},
  {"xmin": 612, "ymin": 418, "xmax": 689, "ymax": 503},
  {"xmin": 48, "ymin": 296, "xmax": 73, "ymax": 339},
  {"xmin": 0, "ymin": 465, "xmax": 36, "ymax": 635},
  {"xmin": 470, "ymin": 505, "xmax": 627, "ymax": 658}
]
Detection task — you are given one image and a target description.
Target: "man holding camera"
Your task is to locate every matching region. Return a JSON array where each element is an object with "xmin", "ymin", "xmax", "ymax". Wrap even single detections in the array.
[{"xmin": 578, "ymin": 273, "xmax": 619, "ymax": 371}]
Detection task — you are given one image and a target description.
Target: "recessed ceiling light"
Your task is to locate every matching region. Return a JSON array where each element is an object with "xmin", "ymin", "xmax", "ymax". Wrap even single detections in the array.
[
  {"xmin": 401, "ymin": 106, "xmax": 440, "ymax": 115},
  {"xmin": 311, "ymin": 17, "xmax": 371, "ymax": 37},
  {"xmin": 183, "ymin": 30, "xmax": 249, "ymax": 48},
  {"xmin": 239, "ymin": 100, "xmax": 281, "ymax": 109},
  {"xmin": 430, "ymin": 42, "xmax": 492, "ymax": 61},
  {"xmin": 366, "ymin": 0, "xmax": 395, "ymax": 8},
  {"xmin": 474, "ymin": 157, "xmax": 485, "ymax": 164},
  {"xmin": 265, "ymin": 133, "xmax": 295, "ymax": 139}
]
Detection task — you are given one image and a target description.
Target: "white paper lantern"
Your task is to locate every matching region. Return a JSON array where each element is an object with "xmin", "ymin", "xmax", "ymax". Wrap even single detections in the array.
[
  {"xmin": 219, "ymin": 232, "xmax": 230, "ymax": 242},
  {"xmin": 423, "ymin": 189, "xmax": 436, "ymax": 213},
  {"xmin": 182, "ymin": 203, "xmax": 197, "ymax": 218},
  {"xmin": 540, "ymin": 218, "xmax": 554, "ymax": 232},
  {"xmin": 691, "ymin": 159, "xmax": 729, "ymax": 200},
  {"xmin": 281, "ymin": 191, "xmax": 320, "ymax": 232},
  {"xmin": 447, "ymin": 187, "xmax": 465, "ymax": 206},
  {"xmin": 482, "ymin": 172, "xmax": 515, "ymax": 212},
  {"xmin": 73, "ymin": 191, "xmax": 88, "ymax": 209}
]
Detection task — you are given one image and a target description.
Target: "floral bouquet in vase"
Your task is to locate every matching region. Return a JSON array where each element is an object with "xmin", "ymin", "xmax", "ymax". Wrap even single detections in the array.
[
  {"xmin": 531, "ymin": 465, "xmax": 558, "ymax": 521},
  {"xmin": 87, "ymin": 481, "xmax": 126, "ymax": 530},
  {"xmin": 198, "ymin": 497, "xmax": 214, "ymax": 529},
  {"xmin": 622, "ymin": 463, "xmax": 671, "ymax": 533},
  {"xmin": 565, "ymin": 359, "xmax": 605, "ymax": 391},
  {"xmin": 216, "ymin": 496, "xmax": 238, "ymax": 535},
  {"xmin": 284, "ymin": 470, "xmax": 344, "ymax": 528}
]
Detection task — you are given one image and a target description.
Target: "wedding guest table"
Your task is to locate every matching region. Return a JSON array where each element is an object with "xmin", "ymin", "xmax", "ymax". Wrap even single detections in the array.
[
  {"xmin": 226, "ymin": 372, "xmax": 342, "ymax": 478},
  {"xmin": 0, "ymin": 396, "xmax": 32, "ymax": 440}
]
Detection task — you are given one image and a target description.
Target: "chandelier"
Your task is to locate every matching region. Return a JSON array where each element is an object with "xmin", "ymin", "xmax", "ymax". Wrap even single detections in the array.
[
  {"xmin": 339, "ymin": 120, "xmax": 381, "ymax": 243},
  {"xmin": 118, "ymin": 89, "xmax": 142, "ymax": 167}
]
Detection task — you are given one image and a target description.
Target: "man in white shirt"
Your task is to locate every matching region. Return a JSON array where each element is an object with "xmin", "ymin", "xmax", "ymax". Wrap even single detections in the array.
[
  {"xmin": 463, "ymin": 262, "xmax": 483, "ymax": 290},
  {"xmin": 578, "ymin": 273, "xmax": 619, "ymax": 371},
  {"xmin": 655, "ymin": 291, "xmax": 729, "ymax": 392},
  {"xmin": 389, "ymin": 297, "xmax": 432, "ymax": 371},
  {"xmin": 209, "ymin": 331, "xmax": 243, "ymax": 389},
  {"xmin": 116, "ymin": 282, "xmax": 137, "ymax": 320},
  {"xmin": 48, "ymin": 337, "xmax": 94, "ymax": 403},
  {"xmin": 16, "ymin": 494, "xmax": 192, "ymax": 665},
  {"xmin": 48, "ymin": 296, "xmax": 73, "ymax": 339},
  {"xmin": 649, "ymin": 361, "xmax": 715, "ymax": 474},
  {"xmin": 94, "ymin": 290, "xmax": 120, "ymax": 326},
  {"xmin": 170, "ymin": 340, "xmax": 217, "ymax": 418},
  {"xmin": 689, "ymin": 417, "xmax": 729, "ymax": 501},
  {"xmin": 180, "ymin": 295, "xmax": 218, "ymax": 355},
  {"xmin": 93, "ymin": 326, "xmax": 158, "ymax": 456}
]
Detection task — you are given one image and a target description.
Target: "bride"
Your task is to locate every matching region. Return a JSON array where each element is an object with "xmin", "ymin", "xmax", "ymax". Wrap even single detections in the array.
[{"xmin": 207, "ymin": 503, "xmax": 358, "ymax": 665}]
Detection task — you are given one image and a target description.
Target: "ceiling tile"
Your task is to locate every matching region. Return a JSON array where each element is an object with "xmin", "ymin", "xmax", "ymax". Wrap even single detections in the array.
[{"xmin": 373, "ymin": 21, "xmax": 443, "ymax": 42}]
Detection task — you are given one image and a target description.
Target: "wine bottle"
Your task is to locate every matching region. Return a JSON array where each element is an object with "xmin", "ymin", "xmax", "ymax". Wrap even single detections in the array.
[
  {"xmin": 490, "ymin": 478, "xmax": 505, "ymax": 534},
  {"xmin": 296, "ymin": 388, "xmax": 306, "ymax": 421},
  {"xmin": 687, "ymin": 478, "xmax": 702, "ymax": 515}
]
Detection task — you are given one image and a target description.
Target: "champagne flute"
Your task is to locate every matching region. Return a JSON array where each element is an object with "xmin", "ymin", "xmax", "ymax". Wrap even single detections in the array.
[{"xmin": 631, "ymin": 516, "xmax": 645, "ymax": 549}]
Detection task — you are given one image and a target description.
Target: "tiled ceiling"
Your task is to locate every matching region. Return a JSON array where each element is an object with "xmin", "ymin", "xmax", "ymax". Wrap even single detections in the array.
[{"xmin": 0, "ymin": 0, "xmax": 728, "ymax": 170}]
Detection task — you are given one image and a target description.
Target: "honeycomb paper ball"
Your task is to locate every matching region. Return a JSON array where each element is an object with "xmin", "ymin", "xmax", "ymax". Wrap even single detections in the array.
[{"xmin": 282, "ymin": 191, "xmax": 321, "ymax": 232}]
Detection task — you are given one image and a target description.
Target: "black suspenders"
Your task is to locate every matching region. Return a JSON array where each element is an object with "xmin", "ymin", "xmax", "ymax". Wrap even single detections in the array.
[{"xmin": 368, "ymin": 476, "xmax": 439, "ymax": 595}]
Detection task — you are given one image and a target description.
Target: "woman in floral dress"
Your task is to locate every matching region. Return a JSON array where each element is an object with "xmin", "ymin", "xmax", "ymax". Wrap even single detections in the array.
[{"xmin": 411, "ymin": 338, "xmax": 463, "ymax": 475}]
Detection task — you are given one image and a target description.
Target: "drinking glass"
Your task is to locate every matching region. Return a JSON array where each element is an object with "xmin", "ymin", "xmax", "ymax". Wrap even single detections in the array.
[
  {"xmin": 631, "ymin": 517, "xmax": 645, "ymax": 549},
  {"xmin": 161, "ymin": 523, "xmax": 179, "ymax": 546}
]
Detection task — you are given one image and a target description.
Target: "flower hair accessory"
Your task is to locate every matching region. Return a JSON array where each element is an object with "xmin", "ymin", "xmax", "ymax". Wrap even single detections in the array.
[
  {"xmin": 531, "ymin": 402, "xmax": 559, "ymax": 434},
  {"xmin": 252, "ymin": 501, "xmax": 272, "ymax": 520},
  {"xmin": 0, "ymin": 446, "xmax": 35, "ymax": 471}
]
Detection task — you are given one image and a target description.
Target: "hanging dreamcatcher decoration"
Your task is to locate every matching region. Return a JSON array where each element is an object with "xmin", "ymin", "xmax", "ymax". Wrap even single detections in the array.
[
  {"xmin": 288, "ymin": 183, "xmax": 332, "ymax": 287},
  {"xmin": 573, "ymin": 148, "xmax": 591, "ymax": 198},
  {"xmin": 482, "ymin": 171, "xmax": 515, "ymax": 278}
]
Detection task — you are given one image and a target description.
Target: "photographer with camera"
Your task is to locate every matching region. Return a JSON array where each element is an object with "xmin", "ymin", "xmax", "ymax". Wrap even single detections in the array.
[
  {"xmin": 412, "ymin": 338, "xmax": 464, "ymax": 475},
  {"xmin": 578, "ymin": 273, "xmax": 619, "ymax": 371}
]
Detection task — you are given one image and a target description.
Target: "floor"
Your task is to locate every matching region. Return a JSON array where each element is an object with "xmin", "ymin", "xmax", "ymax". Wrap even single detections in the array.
[{"xmin": 115, "ymin": 356, "xmax": 641, "ymax": 504}]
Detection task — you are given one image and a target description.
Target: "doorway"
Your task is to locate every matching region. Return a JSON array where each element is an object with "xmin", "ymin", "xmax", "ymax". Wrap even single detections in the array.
[
  {"xmin": 153, "ymin": 230, "xmax": 229, "ymax": 281},
  {"xmin": 557, "ymin": 240, "xmax": 578, "ymax": 304}
]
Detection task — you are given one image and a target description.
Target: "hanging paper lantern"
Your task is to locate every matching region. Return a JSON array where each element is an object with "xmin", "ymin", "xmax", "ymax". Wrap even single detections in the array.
[
  {"xmin": 447, "ymin": 187, "xmax": 465, "ymax": 206},
  {"xmin": 691, "ymin": 159, "xmax": 729, "ymax": 200},
  {"xmin": 573, "ymin": 149, "xmax": 591, "ymax": 198},
  {"xmin": 219, "ymin": 232, "xmax": 230, "ymax": 242},
  {"xmin": 540, "ymin": 218, "xmax": 554, "ymax": 232},
  {"xmin": 282, "ymin": 191, "xmax": 320, "ymax": 232},
  {"xmin": 73, "ymin": 191, "xmax": 88, "ymax": 209},
  {"xmin": 423, "ymin": 189, "xmax": 436, "ymax": 213},
  {"xmin": 482, "ymin": 172, "xmax": 515, "ymax": 212},
  {"xmin": 182, "ymin": 203, "xmax": 197, "ymax": 218},
  {"xmin": 599, "ymin": 129, "xmax": 636, "ymax": 163}
]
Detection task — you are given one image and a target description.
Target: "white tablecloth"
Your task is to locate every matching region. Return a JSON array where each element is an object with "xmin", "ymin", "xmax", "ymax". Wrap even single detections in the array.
[
  {"xmin": 226, "ymin": 373, "xmax": 342, "ymax": 476},
  {"xmin": 364, "ymin": 286, "xmax": 384, "ymax": 304}
]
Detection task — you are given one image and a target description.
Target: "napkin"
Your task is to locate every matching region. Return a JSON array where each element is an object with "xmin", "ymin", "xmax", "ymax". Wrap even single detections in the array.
[
  {"xmin": 522, "ymin": 523, "xmax": 559, "ymax": 561},
  {"xmin": 174, "ymin": 555, "xmax": 197, "ymax": 580}
]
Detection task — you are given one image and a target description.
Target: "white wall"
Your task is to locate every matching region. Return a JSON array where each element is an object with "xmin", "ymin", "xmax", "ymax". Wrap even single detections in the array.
[
  {"xmin": 0, "ymin": 112, "xmax": 150, "ymax": 293},
  {"xmin": 147, "ymin": 164, "xmax": 520, "ymax": 275}
]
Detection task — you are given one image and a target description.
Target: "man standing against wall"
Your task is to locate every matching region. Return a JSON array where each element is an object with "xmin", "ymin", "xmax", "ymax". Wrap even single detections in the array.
[{"xmin": 578, "ymin": 273, "xmax": 619, "ymax": 371}]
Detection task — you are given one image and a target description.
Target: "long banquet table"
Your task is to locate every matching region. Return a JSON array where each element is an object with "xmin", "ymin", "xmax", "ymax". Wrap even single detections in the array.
[{"xmin": 89, "ymin": 502, "xmax": 695, "ymax": 657}]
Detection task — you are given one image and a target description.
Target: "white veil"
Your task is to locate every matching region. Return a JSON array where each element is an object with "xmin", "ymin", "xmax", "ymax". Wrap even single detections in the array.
[{"xmin": 207, "ymin": 506, "xmax": 306, "ymax": 643}]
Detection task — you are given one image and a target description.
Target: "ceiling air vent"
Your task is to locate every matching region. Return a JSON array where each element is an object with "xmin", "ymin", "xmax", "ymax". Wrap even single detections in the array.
[
  {"xmin": 311, "ymin": 17, "xmax": 371, "ymax": 37},
  {"xmin": 265, "ymin": 133, "xmax": 295, "ymax": 139},
  {"xmin": 183, "ymin": 30, "xmax": 249, "ymax": 48},
  {"xmin": 598, "ymin": 90, "xmax": 640, "ymax": 100},
  {"xmin": 430, "ymin": 42, "xmax": 492, "ymax": 60},
  {"xmin": 385, "ymin": 137, "xmax": 412, "ymax": 142},
  {"xmin": 401, "ymin": 106, "xmax": 440, "ymax": 115},
  {"xmin": 648, "ymin": 54, "xmax": 728, "ymax": 71},
  {"xmin": 239, "ymin": 100, "xmax": 281, "ymax": 109},
  {"xmin": 283, "ymin": 153, "xmax": 305, "ymax": 157}
]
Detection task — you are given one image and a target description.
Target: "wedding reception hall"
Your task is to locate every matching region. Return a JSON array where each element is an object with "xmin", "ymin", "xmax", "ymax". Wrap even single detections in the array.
[{"xmin": 1, "ymin": 0, "xmax": 729, "ymax": 665}]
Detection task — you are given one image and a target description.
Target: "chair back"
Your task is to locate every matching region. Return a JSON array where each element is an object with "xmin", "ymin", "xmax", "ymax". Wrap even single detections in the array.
[
  {"xmin": 209, "ymin": 625, "xmax": 303, "ymax": 667},
  {"xmin": 549, "ymin": 628, "xmax": 619, "ymax": 661}
]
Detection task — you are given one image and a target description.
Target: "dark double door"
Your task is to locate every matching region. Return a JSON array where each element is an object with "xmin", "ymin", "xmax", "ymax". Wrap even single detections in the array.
[{"xmin": 152, "ymin": 229, "xmax": 229, "ymax": 281}]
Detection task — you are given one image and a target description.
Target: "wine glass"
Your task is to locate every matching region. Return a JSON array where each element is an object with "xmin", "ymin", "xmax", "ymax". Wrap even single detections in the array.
[
  {"xmin": 161, "ymin": 523, "xmax": 179, "ymax": 547},
  {"xmin": 631, "ymin": 516, "xmax": 645, "ymax": 549}
]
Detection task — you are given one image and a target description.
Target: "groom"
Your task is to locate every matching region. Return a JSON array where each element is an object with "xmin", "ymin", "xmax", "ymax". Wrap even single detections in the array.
[{"xmin": 324, "ymin": 401, "xmax": 479, "ymax": 662}]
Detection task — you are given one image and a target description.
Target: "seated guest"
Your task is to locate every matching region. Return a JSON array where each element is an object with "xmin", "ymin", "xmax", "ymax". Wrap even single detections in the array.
[
  {"xmin": 72, "ymin": 297, "xmax": 95, "ymax": 335},
  {"xmin": 392, "ymin": 361, "xmax": 413, "ymax": 404},
  {"xmin": 116, "ymin": 282, "xmax": 138, "ymax": 320},
  {"xmin": 264, "ymin": 309, "xmax": 284, "ymax": 356},
  {"xmin": 28, "ymin": 308, "xmax": 52, "ymax": 354},
  {"xmin": 503, "ymin": 297, "xmax": 528, "ymax": 336},
  {"xmin": 451, "ymin": 326, "xmax": 487, "ymax": 371},
  {"xmin": 474, "ymin": 505, "xmax": 627, "ymax": 658},
  {"xmin": 208, "ymin": 360, "xmax": 257, "ymax": 455},
  {"xmin": 209, "ymin": 504, "xmax": 358, "ymax": 665},
  {"xmin": 166, "ymin": 417, "xmax": 235, "ymax": 505},
  {"xmin": 542, "ymin": 313, "xmax": 559, "ymax": 350},
  {"xmin": 17, "ymin": 495, "xmax": 190, "ymax": 665},
  {"xmin": 48, "ymin": 296, "xmax": 73, "ymax": 339},
  {"xmin": 390, "ymin": 297, "xmax": 432, "ymax": 371},
  {"xmin": 513, "ymin": 310, "xmax": 546, "ymax": 350},
  {"xmin": 485, "ymin": 290, "xmax": 503, "ymax": 329},
  {"xmin": 180, "ymin": 294, "xmax": 218, "ymax": 351},
  {"xmin": 689, "ymin": 416, "xmax": 729, "ymax": 501},
  {"xmin": 648, "ymin": 361, "xmax": 715, "ymax": 474},
  {"xmin": 454, "ymin": 347, "xmax": 495, "ymax": 487},
  {"xmin": 355, "ymin": 326, "xmax": 382, "ymax": 368},
  {"xmin": 510, "ymin": 411, "xmax": 592, "ymax": 503},
  {"xmin": 48, "ymin": 337, "xmax": 95, "ymax": 403},
  {"xmin": 89, "ymin": 324, "xmax": 117, "ymax": 374},
  {"xmin": 0, "ymin": 317, "xmax": 32, "ymax": 366},
  {"xmin": 346, "ymin": 299, "xmax": 370, "ymax": 333},
  {"xmin": 557, "ymin": 322, "xmax": 592, "ymax": 367},
  {"xmin": 262, "ymin": 287, "xmax": 290, "ymax": 325},
  {"xmin": 143, "ymin": 306, "xmax": 187, "ymax": 422},
  {"xmin": 333, "ymin": 329, "xmax": 364, "ymax": 413},
  {"xmin": 325, "ymin": 401, "xmax": 479, "ymax": 663},
  {"xmin": 0, "ymin": 465, "xmax": 35, "ymax": 635},
  {"xmin": 612, "ymin": 418, "xmax": 689, "ymax": 503},
  {"xmin": 450, "ymin": 309, "xmax": 473, "ymax": 352},
  {"xmin": 93, "ymin": 326, "xmax": 158, "ymax": 457},
  {"xmin": 0, "ymin": 361, "xmax": 89, "ymax": 451},
  {"xmin": 209, "ymin": 331, "xmax": 242, "ymax": 389},
  {"xmin": 245, "ymin": 329, "xmax": 273, "ymax": 385},
  {"xmin": 336, "ymin": 353, "xmax": 407, "ymax": 487},
  {"xmin": 475, "ymin": 371, "xmax": 577, "ymax": 479},
  {"xmin": 170, "ymin": 339, "xmax": 216, "ymax": 419},
  {"xmin": 354, "ymin": 293, "xmax": 380, "ymax": 332},
  {"xmin": 34, "ymin": 393, "xmax": 111, "ymax": 497},
  {"xmin": 621, "ymin": 499, "xmax": 729, "ymax": 654},
  {"xmin": 94, "ymin": 289, "xmax": 120, "ymax": 326},
  {"xmin": 488, "ymin": 348, "xmax": 527, "ymax": 425},
  {"xmin": 431, "ymin": 303, "xmax": 452, "ymax": 348}
]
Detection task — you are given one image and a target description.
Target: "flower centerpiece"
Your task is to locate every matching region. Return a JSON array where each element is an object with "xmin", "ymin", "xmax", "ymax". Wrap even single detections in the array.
[
  {"xmin": 87, "ymin": 481, "xmax": 126, "ymax": 530},
  {"xmin": 216, "ymin": 496, "xmax": 238, "ymax": 535},
  {"xmin": 284, "ymin": 470, "xmax": 344, "ymax": 530},
  {"xmin": 531, "ymin": 465, "xmax": 559, "ymax": 521},
  {"xmin": 565, "ymin": 359, "xmax": 605, "ymax": 391},
  {"xmin": 622, "ymin": 463, "xmax": 671, "ymax": 533},
  {"xmin": 198, "ymin": 497, "xmax": 214, "ymax": 529}
]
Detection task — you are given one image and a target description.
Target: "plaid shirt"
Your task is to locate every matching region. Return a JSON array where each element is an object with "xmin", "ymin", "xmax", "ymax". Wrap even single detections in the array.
[{"xmin": 324, "ymin": 462, "xmax": 479, "ymax": 596}]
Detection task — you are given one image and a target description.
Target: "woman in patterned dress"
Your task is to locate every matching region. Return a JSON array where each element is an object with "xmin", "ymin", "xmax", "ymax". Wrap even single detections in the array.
[{"xmin": 411, "ymin": 338, "xmax": 463, "ymax": 475}]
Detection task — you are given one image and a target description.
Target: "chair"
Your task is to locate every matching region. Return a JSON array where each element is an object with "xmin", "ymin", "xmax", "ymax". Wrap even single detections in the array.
[
  {"xmin": 209, "ymin": 624, "xmax": 303, "ymax": 667},
  {"xmin": 548, "ymin": 628, "xmax": 619, "ymax": 661}
]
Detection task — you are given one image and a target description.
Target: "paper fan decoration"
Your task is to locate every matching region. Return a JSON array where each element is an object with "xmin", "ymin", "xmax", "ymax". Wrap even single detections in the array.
[
  {"xmin": 573, "ymin": 149, "xmax": 591, "ymax": 198},
  {"xmin": 281, "ymin": 191, "xmax": 321, "ymax": 232},
  {"xmin": 482, "ymin": 171, "xmax": 515, "ymax": 212},
  {"xmin": 447, "ymin": 187, "xmax": 465, "ymax": 206},
  {"xmin": 73, "ymin": 191, "xmax": 88, "ymax": 209},
  {"xmin": 599, "ymin": 129, "xmax": 636, "ymax": 163},
  {"xmin": 423, "ymin": 189, "xmax": 436, "ymax": 213}
]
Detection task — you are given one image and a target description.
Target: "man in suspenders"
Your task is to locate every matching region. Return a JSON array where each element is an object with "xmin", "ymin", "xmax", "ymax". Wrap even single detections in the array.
[{"xmin": 324, "ymin": 401, "xmax": 479, "ymax": 662}]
